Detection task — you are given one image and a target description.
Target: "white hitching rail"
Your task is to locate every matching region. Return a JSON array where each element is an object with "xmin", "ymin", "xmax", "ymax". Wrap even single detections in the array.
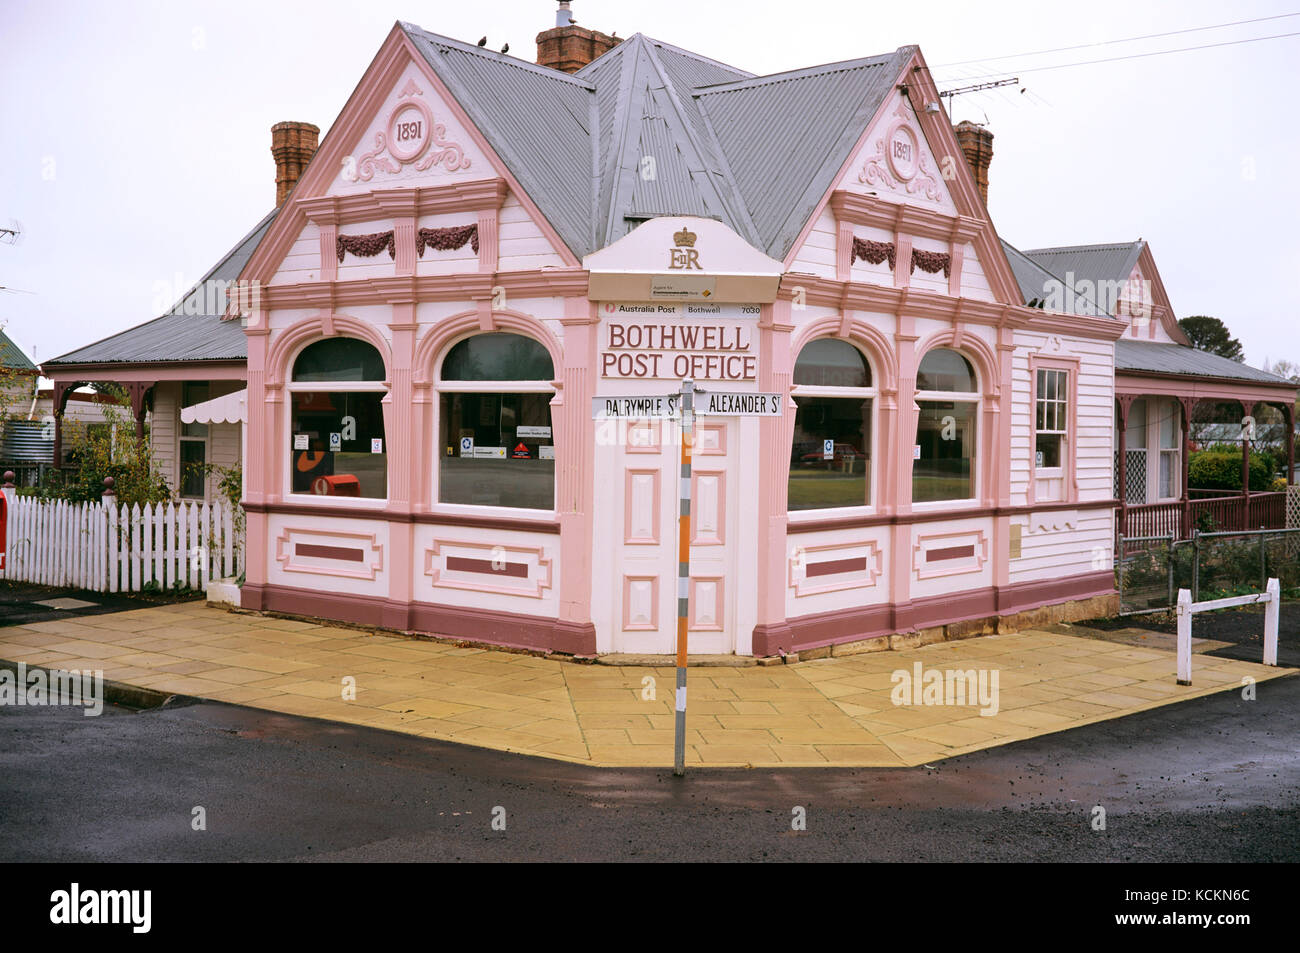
[
  {"xmin": 0, "ymin": 495, "xmax": 242, "ymax": 593},
  {"xmin": 1175, "ymin": 578, "xmax": 1280, "ymax": 684}
]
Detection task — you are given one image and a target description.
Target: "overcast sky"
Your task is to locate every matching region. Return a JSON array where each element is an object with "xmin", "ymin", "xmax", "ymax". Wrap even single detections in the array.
[{"xmin": 3, "ymin": 0, "xmax": 1297, "ymax": 370}]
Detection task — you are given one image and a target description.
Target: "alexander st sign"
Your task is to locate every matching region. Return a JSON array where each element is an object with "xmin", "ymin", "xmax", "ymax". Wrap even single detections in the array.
[{"xmin": 591, "ymin": 389, "xmax": 783, "ymax": 419}]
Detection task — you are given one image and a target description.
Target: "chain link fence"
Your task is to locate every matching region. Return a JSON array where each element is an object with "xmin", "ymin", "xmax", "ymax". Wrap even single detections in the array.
[{"xmin": 1116, "ymin": 527, "xmax": 1300, "ymax": 615}]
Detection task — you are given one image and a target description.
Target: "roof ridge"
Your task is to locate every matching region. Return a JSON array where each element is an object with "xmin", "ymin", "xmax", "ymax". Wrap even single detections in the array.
[
  {"xmin": 697, "ymin": 47, "xmax": 910, "ymax": 94},
  {"xmin": 1023, "ymin": 240, "xmax": 1143, "ymax": 254},
  {"xmin": 638, "ymin": 38, "xmax": 760, "ymax": 244},
  {"xmin": 401, "ymin": 21, "xmax": 596, "ymax": 90}
]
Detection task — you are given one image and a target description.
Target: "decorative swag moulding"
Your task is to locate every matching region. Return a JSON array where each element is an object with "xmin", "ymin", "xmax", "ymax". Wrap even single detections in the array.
[
  {"xmin": 911, "ymin": 248, "xmax": 952, "ymax": 278},
  {"xmin": 336, "ymin": 224, "xmax": 479, "ymax": 262},
  {"xmin": 850, "ymin": 236, "xmax": 952, "ymax": 278},
  {"xmin": 851, "ymin": 237, "xmax": 896, "ymax": 269}
]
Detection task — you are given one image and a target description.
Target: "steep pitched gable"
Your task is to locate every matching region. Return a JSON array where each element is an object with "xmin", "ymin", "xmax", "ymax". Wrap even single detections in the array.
[{"xmin": 1024, "ymin": 240, "xmax": 1189, "ymax": 344}]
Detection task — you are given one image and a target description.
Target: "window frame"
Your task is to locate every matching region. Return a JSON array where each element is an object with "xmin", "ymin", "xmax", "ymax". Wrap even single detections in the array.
[
  {"xmin": 912, "ymin": 347, "xmax": 981, "ymax": 509},
  {"xmin": 1028, "ymin": 355, "xmax": 1080, "ymax": 503},
  {"xmin": 787, "ymin": 338, "xmax": 878, "ymax": 519},
  {"xmin": 178, "ymin": 382, "xmax": 210, "ymax": 500},
  {"xmin": 432, "ymin": 332, "xmax": 558, "ymax": 518},
  {"xmin": 284, "ymin": 339, "xmax": 390, "ymax": 506}
]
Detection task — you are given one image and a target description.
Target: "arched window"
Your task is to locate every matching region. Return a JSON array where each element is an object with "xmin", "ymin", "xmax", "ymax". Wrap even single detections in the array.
[
  {"xmin": 437, "ymin": 332, "xmax": 556, "ymax": 511},
  {"xmin": 789, "ymin": 339, "xmax": 875, "ymax": 511},
  {"xmin": 913, "ymin": 347, "xmax": 978, "ymax": 503},
  {"xmin": 288, "ymin": 337, "xmax": 388, "ymax": 499}
]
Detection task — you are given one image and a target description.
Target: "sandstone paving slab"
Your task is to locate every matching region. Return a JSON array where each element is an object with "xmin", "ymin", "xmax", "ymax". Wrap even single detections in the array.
[{"xmin": 1, "ymin": 602, "xmax": 1291, "ymax": 769}]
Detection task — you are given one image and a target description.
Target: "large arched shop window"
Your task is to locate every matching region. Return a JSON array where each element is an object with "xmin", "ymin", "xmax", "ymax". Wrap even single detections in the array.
[
  {"xmin": 438, "ymin": 332, "xmax": 556, "ymax": 510},
  {"xmin": 913, "ymin": 347, "xmax": 979, "ymax": 503},
  {"xmin": 788, "ymin": 338, "xmax": 875, "ymax": 511},
  {"xmin": 289, "ymin": 337, "xmax": 388, "ymax": 499}
]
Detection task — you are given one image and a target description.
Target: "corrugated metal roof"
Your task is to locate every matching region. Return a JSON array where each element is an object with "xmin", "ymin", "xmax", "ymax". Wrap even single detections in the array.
[
  {"xmin": 0, "ymin": 328, "xmax": 37, "ymax": 371},
  {"xmin": 1001, "ymin": 239, "xmax": 1115, "ymax": 318},
  {"xmin": 45, "ymin": 210, "xmax": 276, "ymax": 366},
  {"xmin": 1116, "ymin": 339, "xmax": 1294, "ymax": 386},
  {"xmin": 1022, "ymin": 241, "xmax": 1145, "ymax": 288},
  {"xmin": 696, "ymin": 49, "xmax": 913, "ymax": 260}
]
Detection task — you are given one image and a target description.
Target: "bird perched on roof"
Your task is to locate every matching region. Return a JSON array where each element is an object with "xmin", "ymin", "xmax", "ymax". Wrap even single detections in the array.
[
  {"xmin": 501, "ymin": 42, "xmax": 509, "ymax": 54},
  {"xmin": 477, "ymin": 36, "xmax": 487, "ymax": 47}
]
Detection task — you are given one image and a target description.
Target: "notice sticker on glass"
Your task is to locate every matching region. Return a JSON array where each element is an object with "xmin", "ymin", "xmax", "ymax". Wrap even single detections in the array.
[
  {"xmin": 371, "ymin": 438, "xmax": 383, "ymax": 454},
  {"xmin": 823, "ymin": 438, "xmax": 834, "ymax": 460},
  {"xmin": 517, "ymin": 425, "xmax": 551, "ymax": 438},
  {"xmin": 913, "ymin": 445, "xmax": 922, "ymax": 460},
  {"xmin": 539, "ymin": 446, "xmax": 555, "ymax": 460},
  {"xmin": 294, "ymin": 433, "xmax": 309, "ymax": 450},
  {"xmin": 329, "ymin": 432, "xmax": 342, "ymax": 451}
]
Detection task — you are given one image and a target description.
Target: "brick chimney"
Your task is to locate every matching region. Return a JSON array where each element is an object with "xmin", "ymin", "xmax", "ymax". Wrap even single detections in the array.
[
  {"xmin": 952, "ymin": 121, "xmax": 994, "ymax": 206},
  {"xmin": 271, "ymin": 121, "xmax": 320, "ymax": 207},
  {"xmin": 536, "ymin": 2, "xmax": 620, "ymax": 73}
]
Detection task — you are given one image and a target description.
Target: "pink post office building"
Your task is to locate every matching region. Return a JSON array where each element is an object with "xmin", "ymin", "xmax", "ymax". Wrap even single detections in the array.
[{"xmin": 227, "ymin": 10, "xmax": 1149, "ymax": 659}]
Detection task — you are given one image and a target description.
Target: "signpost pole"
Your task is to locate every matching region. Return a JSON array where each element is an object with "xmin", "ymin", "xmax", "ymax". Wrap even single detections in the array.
[{"xmin": 674, "ymin": 378, "xmax": 694, "ymax": 777}]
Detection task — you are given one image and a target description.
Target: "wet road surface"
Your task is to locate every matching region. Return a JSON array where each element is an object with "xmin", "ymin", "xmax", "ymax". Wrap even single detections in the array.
[{"xmin": 1, "ymin": 669, "xmax": 1297, "ymax": 862}]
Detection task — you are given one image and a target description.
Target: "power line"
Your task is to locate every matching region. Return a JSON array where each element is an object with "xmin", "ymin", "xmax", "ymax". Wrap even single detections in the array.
[
  {"xmin": 934, "ymin": 29, "xmax": 1300, "ymax": 83},
  {"xmin": 933, "ymin": 11, "xmax": 1300, "ymax": 67}
]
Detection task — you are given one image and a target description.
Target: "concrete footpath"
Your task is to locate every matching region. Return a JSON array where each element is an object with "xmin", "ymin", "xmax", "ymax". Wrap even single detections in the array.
[{"xmin": 0, "ymin": 602, "xmax": 1290, "ymax": 768}]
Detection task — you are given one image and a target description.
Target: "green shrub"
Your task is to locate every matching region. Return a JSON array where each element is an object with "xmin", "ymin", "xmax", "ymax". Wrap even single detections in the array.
[{"xmin": 1188, "ymin": 450, "xmax": 1272, "ymax": 491}]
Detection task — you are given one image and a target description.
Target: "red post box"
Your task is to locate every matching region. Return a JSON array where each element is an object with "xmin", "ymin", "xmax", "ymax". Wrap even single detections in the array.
[{"xmin": 311, "ymin": 474, "xmax": 362, "ymax": 497}]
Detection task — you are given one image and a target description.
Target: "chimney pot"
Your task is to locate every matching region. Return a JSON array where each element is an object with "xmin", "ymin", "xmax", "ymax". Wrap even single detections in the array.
[
  {"xmin": 271, "ymin": 121, "xmax": 320, "ymax": 207},
  {"xmin": 952, "ymin": 120, "xmax": 994, "ymax": 207}
]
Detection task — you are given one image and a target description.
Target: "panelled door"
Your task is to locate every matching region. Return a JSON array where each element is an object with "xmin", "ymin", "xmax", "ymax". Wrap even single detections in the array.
[{"xmin": 604, "ymin": 417, "xmax": 740, "ymax": 655}]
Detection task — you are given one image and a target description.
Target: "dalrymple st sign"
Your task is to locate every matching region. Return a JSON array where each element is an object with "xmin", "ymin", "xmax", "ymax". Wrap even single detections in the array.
[{"xmin": 599, "ymin": 302, "xmax": 762, "ymax": 382}]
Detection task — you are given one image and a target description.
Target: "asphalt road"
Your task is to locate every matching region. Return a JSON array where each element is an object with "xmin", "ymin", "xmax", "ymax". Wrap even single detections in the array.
[{"xmin": 2, "ymin": 671, "xmax": 1297, "ymax": 862}]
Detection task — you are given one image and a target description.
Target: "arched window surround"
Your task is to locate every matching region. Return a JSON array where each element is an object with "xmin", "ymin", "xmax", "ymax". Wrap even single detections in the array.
[{"xmin": 911, "ymin": 331, "xmax": 999, "ymax": 509}]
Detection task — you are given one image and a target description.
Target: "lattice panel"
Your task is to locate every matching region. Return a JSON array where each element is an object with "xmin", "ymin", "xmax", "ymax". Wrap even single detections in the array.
[
  {"xmin": 1125, "ymin": 449, "xmax": 1148, "ymax": 504},
  {"xmin": 1288, "ymin": 484, "xmax": 1300, "ymax": 529}
]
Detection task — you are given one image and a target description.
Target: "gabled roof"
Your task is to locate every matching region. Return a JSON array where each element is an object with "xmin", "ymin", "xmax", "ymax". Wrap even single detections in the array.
[
  {"xmin": 1001, "ymin": 239, "xmax": 1115, "ymax": 318},
  {"xmin": 695, "ymin": 49, "xmax": 914, "ymax": 260},
  {"xmin": 0, "ymin": 328, "xmax": 38, "ymax": 372},
  {"xmin": 403, "ymin": 24, "xmax": 913, "ymax": 261},
  {"xmin": 1021, "ymin": 241, "xmax": 1145, "ymax": 289},
  {"xmin": 1116, "ymin": 339, "xmax": 1294, "ymax": 386},
  {"xmin": 45, "ymin": 210, "xmax": 276, "ymax": 367}
]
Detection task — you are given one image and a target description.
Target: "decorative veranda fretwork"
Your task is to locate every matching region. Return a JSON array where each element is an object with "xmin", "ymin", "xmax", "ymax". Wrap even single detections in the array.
[
  {"xmin": 336, "ymin": 231, "xmax": 396, "ymax": 262},
  {"xmin": 1125, "ymin": 449, "xmax": 1148, "ymax": 504},
  {"xmin": 911, "ymin": 248, "xmax": 952, "ymax": 278},
  {"xmin": 416, "ymin": 224, "xmax": 479, "ymax": 257},
  {"xmin": 851, "ymin": 237, "xmax": 896, "ymax": 269}
]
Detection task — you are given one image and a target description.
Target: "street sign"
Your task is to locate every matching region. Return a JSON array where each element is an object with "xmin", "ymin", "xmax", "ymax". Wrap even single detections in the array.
[
  {"xmin": 694, "ymin": 391, "xmax": 783, "ymax": 416},
  {"xmin": 591, "ymin": 394, "xmax": 681, "ymax": 419}
]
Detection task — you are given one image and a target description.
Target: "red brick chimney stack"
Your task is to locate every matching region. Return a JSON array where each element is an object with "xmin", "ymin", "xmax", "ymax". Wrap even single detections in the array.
[
  {"xmin": 952, "ymin": 121, "xmax": 994, "ymax": 207},
  {"xmin": 271, "ymin": 121, "xmax": 320, "ymax": 207},
  {"xmin": 536, "ymin": 1, "xmax": 621, "ymax": 73}
]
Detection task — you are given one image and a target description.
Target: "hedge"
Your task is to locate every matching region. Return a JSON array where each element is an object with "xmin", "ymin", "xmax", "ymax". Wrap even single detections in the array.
[{"xmin": 1188, "ymin": 450, "xmax": 1273, "ymax": 491}]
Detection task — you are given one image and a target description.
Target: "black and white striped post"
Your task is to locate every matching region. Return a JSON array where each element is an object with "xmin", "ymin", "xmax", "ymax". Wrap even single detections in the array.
[{"xmin": 673, "ymin": 378, "xmax": 695, "ymax": 777}]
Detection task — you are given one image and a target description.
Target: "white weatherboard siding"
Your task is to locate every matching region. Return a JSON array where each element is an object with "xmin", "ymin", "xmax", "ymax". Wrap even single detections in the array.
[
  {"xmin": 787, "ymin": 207, "xmax": 837, "ymax": 279},
  {"xmin": 269, "ymin": 222, "xmax": 321, "ymax": 286},
  {"xmin": 497, "ymin": 193, "xmax": 567, "ymax": 271}
]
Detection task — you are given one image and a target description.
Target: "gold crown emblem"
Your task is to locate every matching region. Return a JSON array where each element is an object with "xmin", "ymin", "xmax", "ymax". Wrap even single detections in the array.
[{"xmin": 673, "ymin": 227, "xmax": 697, "ymax": 248}]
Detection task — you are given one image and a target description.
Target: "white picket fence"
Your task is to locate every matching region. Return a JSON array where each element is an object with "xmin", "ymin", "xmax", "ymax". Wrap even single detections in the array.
[{"xmin": 2, "ymin": 495, "xmax": 243, "ymax": 593}]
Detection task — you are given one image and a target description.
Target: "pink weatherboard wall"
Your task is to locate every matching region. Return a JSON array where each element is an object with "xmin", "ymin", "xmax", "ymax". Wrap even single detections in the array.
[{"xmin": 231, "ymin": 25, "xmax": 1125, "ymax": 658}]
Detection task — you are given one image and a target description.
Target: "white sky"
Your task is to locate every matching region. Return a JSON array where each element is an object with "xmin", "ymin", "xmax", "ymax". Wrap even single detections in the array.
[{"xmin": 2, "ymin": 0, "xmax": 1297, "ymax": 369}]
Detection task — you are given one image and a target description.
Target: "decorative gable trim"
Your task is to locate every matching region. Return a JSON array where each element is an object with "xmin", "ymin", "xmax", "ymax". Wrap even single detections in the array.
[{"xmin": 235, "ymin": 24, "xmax": 577, "ymax": 296}]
